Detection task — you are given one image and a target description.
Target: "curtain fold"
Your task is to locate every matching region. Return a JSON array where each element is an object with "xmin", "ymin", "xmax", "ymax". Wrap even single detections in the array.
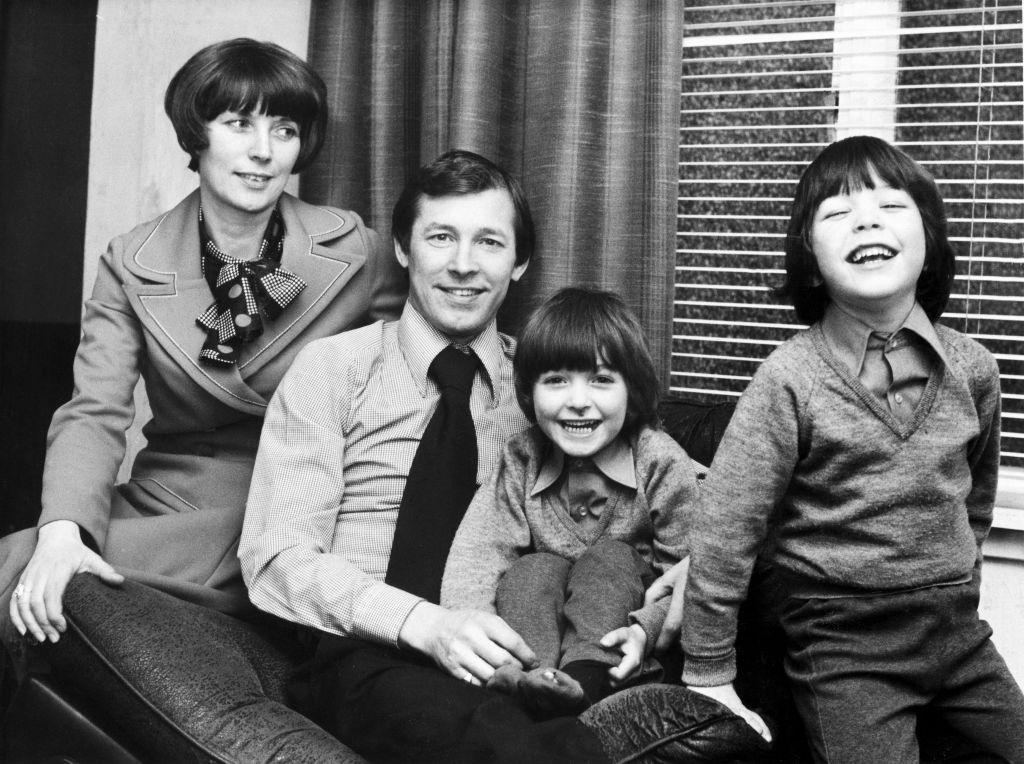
[{"xmin": 305, "ymin": 0, "xmax": 683, "ymax": 382}]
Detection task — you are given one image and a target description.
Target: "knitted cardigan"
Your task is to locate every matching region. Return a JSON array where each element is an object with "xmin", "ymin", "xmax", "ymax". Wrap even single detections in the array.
[
  {"xmin": 441, "ymin": 425, "xmax": 697, "ymax": 646},
  {"xmin": 681, "ymin": 321, "xmax": 1001, "ymax": 686}
]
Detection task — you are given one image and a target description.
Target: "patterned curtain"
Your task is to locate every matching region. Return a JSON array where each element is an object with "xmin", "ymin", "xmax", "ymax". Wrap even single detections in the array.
[{"xmin": 303, "ymin": 0, "xmax": 684, "ymax": 382}]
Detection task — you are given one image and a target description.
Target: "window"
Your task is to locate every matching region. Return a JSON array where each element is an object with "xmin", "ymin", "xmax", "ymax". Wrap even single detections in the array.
[{"xmin": 675, "ymin": 0, "xmax": 1024, "ymax": 517}]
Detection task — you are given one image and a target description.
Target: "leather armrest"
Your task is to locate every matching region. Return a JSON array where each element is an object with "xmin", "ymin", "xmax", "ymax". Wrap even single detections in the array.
[{"xmin": 44, "ymin": 574, "xmax": 364, "ymax": 763}]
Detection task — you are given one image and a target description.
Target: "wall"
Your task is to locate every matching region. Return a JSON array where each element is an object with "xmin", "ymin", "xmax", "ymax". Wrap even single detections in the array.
[
  {"xmin": 980, "ymin": 529, "xmax": 1024, "ymax": 687},
  {"xmin": 0, "ymin": 0, "xmax": 98, "ymax": 534}
]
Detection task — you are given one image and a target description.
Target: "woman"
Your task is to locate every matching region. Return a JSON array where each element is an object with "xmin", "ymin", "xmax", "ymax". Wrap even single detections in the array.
[{"xmin": 0, "ymin": 38, "xmax": 403, "ymax": 651}]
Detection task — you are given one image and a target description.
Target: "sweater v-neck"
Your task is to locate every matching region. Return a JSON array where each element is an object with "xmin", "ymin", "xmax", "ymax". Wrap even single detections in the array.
[{"xmin": 810, "ymin": 324, "xmax": 943, "ymax": 439}]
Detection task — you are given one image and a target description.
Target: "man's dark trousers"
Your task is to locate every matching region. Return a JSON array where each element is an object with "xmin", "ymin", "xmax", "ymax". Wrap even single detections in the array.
[{"xmin": 302, "ymin": 636, "xmax": 610, "ymax": 763}]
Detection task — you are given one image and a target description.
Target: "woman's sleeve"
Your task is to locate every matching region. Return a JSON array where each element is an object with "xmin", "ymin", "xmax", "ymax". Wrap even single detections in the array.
[
  {"xmin": 363, "ymin": 224, "xmax": 406, "ymax": 324},
  {"xmin": 440, "ymin": 443, "xmax": 532, "ymax": 613},
  {"xmin": 38, "ymin": 242, "xmax": 144, "ymax": 551}
]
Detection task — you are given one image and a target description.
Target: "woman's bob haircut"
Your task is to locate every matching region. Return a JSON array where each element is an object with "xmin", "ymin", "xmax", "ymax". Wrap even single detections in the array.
[
  {"xmin": 165, "ymin": 38, "xmax": 327, "ymax": 173},
  {"xmin": 779, "ymin": 135, "xmax": 956, "ymax": 324},
  {"xmin": 514, "ymin": 287, "xmax": 660, "ymax": 439}
]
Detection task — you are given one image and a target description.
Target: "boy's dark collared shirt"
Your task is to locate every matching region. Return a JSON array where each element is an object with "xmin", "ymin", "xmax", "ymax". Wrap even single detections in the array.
[
  {"xmin": 532, "ymin": 437, "xmax": 636, "ymax": 535},
  {"xmin": 820, "ymin": 302, "xmax": 949, "ymax": 423}
]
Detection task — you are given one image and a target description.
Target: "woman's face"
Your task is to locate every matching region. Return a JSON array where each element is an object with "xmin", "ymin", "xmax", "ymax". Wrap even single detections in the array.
[{"xmin": 197, "ymin": 109, "xmax": 301, "ymax": 221}]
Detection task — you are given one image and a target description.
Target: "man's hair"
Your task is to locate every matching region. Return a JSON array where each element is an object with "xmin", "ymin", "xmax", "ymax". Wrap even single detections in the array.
[
  {"xmin": 514, "ymin": 287, "xmax": 660, "ymax": 439},
  {"xmin": 779, "ymin": 135, "xmax": 955, "ymax": 324},
  {"xmin": 165, "ymin": 38, "xmax": 327, "ymax": 173},
  {"xmin": 391, "ymin": 149, "xmax": 535, "ymax": 267}
]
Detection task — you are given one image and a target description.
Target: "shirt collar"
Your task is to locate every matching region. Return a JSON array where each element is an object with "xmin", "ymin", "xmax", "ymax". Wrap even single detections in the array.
[
  {"xmin": 531, "ymin": 436, "xmax": 637, "ymax": 496},
  {"xmin": 820, "ymin": 301, "xmax": 948, "ymax": 373},
  {"xmin": 397, "ymin": 302, "xmax": 503, "ymax": 402}
]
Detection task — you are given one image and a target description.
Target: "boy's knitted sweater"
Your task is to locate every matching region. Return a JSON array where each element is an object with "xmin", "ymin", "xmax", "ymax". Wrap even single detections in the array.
[
  {"xmin": 681, "ymin": 321, "xmax": 1001, "ymax": 686},
  {"xmin": 441, "ymin": 425, "xmax": 696, "ymax": 646}
]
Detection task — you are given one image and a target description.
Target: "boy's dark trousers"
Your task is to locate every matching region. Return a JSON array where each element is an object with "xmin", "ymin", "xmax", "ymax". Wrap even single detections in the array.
[
  {"xmin": 495, "ymin": 539, "xmax": 655, "ymax": 690},
  {"xmin": 778, "ymin": 576, "xmax": 1024, "ymax": 764}
]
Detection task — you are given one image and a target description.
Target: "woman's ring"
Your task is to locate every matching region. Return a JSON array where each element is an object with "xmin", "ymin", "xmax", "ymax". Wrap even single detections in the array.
[
  {"xmin": 13, "ymin": 583, "xmax": 26, "ymax": 600},
  {"xmin": 462, "ymin": 671, "xmax": 474, "ymax": 683}
]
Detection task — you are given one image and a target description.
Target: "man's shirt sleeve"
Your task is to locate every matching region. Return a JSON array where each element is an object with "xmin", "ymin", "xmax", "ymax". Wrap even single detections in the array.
[{"xmin": 238, "ymin": 338, "xmax": 423, "ymax": 646}]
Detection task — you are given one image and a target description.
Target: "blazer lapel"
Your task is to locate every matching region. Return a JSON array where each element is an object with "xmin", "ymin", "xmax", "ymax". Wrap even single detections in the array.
[
  {"xmin": 237, "ymin": 194, "xmax": 365, "ymax": 376},
  {"xmin": 122, "ymin": 191, "xmax": 269, "ymax": 414}
]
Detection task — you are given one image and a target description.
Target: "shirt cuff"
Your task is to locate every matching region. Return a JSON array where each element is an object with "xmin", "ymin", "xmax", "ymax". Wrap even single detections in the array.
[{"xmin": 351, "ymin": 581, "xmax": 424, "ymax": 646}]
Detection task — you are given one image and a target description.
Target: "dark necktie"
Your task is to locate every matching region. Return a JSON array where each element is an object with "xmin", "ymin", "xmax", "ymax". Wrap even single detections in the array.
[
  {"xmin": 385, "ymin": 345, "xmax": 480, "ymax": 603},
  {"xmin": 860, "ymin": 330, "xmax": 930, "ymax": 424}
]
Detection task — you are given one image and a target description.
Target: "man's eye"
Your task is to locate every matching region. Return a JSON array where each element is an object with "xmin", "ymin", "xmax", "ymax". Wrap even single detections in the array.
[
  {"xmin": 428, "ymin": 233, "xmax": 453, "ymax": 243},
  {"xmin": 479, "ymin": 237, "xmax": 504, "ymax": 248}
]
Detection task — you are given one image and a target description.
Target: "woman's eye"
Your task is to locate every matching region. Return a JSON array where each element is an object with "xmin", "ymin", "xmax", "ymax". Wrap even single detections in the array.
[
  {"xmin": 227, "ymin": 118, "xmax": 249, "ymax": 129},
  {"xmin": 275, "ymin": 125, "xmax": 298, "ymax": 139}
]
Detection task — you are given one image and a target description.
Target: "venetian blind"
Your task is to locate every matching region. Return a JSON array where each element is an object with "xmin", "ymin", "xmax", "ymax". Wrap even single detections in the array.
[{"xmin": 675, "ymin": 0, "xmax": 1024, "ymax": 478}]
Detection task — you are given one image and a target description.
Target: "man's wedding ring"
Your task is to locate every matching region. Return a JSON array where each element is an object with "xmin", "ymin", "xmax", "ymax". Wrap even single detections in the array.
[
  {"xmin": 462, "ymin": 671, "xmax": 474, "ymax": 683},
  {"xmin": 13, "ymin": 583, "xmax": 26, "ymax": 600}
]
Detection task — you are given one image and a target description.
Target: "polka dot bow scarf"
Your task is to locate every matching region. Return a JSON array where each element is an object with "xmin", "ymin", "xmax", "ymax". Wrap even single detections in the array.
[{"xmin": 196, "ymin": 206, "xmax": 306, "ymax": 367}]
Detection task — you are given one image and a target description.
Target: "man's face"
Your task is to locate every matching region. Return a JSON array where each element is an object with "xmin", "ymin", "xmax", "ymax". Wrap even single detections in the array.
[{"xmin": 396, "ymin": 189, "xmax": 528, "ymax": 343}]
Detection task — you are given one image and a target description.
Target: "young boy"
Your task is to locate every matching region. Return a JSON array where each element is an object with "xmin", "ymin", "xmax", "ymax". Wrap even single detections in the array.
[{"xmin": 681, "ymin": 135, "xmax": 1024, "ymax": 762}]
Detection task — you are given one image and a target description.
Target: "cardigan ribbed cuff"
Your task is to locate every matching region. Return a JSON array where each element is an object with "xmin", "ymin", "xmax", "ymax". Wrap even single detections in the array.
[{"xmin": 681, "ymin": 650, "xmax": 737, "ymax": 687}]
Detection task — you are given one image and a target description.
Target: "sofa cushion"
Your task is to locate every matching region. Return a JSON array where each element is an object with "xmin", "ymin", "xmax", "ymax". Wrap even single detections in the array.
[{"xmin": 657, "ymin": 396, "xmax": 736, "ymax": 470}]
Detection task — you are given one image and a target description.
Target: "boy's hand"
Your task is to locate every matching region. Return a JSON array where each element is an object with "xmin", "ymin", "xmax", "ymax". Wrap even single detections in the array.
[
  {"xmin": 600, "ymin": 623, "xmax": 647, "ymax": 686},
  {"xmin": 644, "ymin": 556, "xmax": 689, "ymax": 651},
  {"xmin": 689, "ymin": 682, "xmax": 772, "ymax": 742}
]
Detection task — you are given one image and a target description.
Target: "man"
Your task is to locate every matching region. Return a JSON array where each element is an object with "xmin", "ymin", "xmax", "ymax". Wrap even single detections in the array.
[{"xmin": 239, "ymin": 151, "xmax": 758, "ymax": 762}]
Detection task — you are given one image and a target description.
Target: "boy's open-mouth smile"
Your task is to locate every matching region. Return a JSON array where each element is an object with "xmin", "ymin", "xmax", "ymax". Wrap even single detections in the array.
[
  {"xmin": 559, "ymin": 419, "xmax": 601, "ymax": 435},
  {"xmin": 846, "ymin": 244, "xmax": 897, "ymax": 265}
]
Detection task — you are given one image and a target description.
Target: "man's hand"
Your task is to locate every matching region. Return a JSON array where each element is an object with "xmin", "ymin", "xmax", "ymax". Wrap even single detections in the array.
[
  {"xmin": 689, "ymin": 682, "xmax": 772, "ymax": 742},
  {"xmin": 644, "ymin": 556, "xmax": 689, "ymax": 651},
  {"xmin": 398, "ymin": 602, "xmax": 537, "ymax": 685},
  {"xmin": 600, "ymin": 623, "xmax": 647, "ymax": 687},
  {"xmin": 10, "ymin": 520, "xmax": 124, "ymax": 644}
]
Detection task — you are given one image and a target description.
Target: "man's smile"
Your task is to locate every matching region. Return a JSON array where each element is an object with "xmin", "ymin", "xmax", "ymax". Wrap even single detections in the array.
[{"xmin": 439, "ymin": 285, "xmax": 486, "ymax": 298}]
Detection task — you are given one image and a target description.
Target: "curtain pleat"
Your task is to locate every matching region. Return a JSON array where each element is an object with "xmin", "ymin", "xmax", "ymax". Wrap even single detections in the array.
[{"xmin": 304, "ymin": 0, "xmax": 683, "ymax": 383}]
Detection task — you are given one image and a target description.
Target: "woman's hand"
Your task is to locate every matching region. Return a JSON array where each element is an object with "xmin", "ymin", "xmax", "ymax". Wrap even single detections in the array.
[
  {"xmin": 10, "ymin": 520, "xmax": 124, "ymax": 643},
  {"xmin": 689, "ymin": 682, "xmax": 772, "ymax": 742},
  {"xmin": 600, "ymin": 623, "xmax": 647, "ymax": 687},
  {"xmin": 644, "ymin": 556, "xmax": 689, "ymax": 651}
]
